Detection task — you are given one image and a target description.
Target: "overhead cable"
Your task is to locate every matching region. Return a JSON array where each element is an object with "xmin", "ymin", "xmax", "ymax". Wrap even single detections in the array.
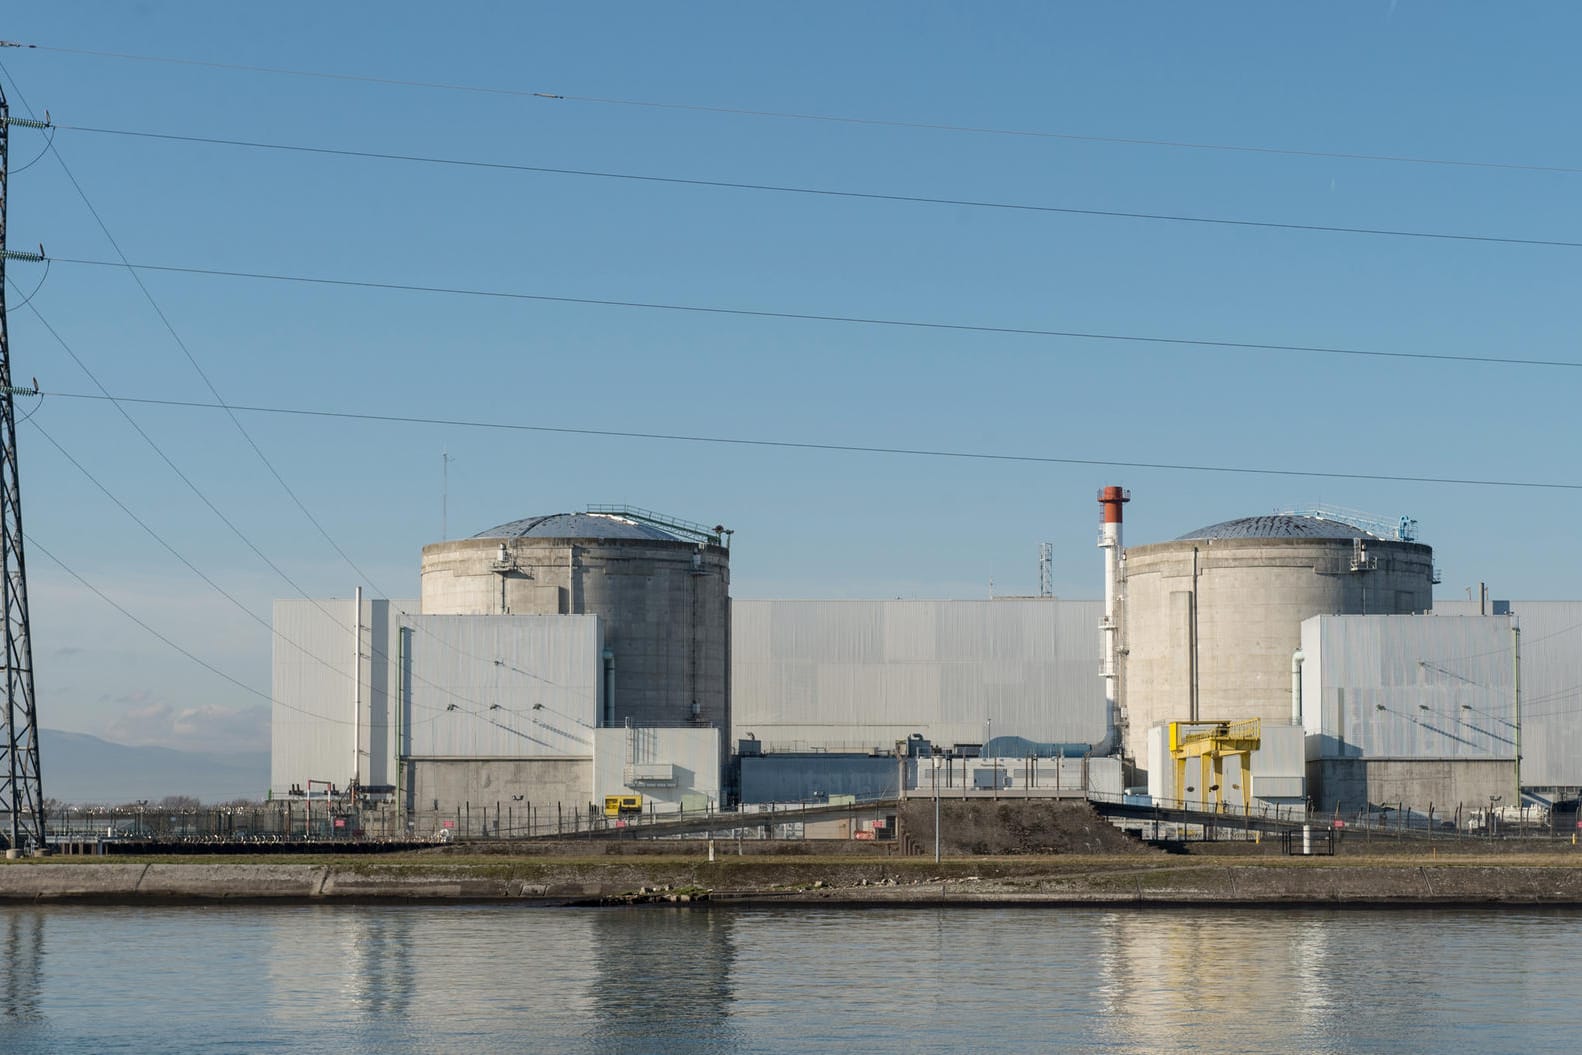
[
  {"xmin": 44, "ymin": 389, "xmax": 1582, "ymax": 493},
  {"xmin": 15, "ymin": 294, "xmax": 501, "ymax": 714},
  {"xmin": 43, "ymin": 255, "xmax": 1582, "ymax": 372},
  {"xmin": 2, "ymin": 65, "xmax": 540, "ymax": 700},
  {"xmin": 20, "ymin": 41, "xmax": 1582, "ymax": 176},
  {"xmin": 26, "ymin": 534, "xmax": 272, "ymax": 704},
  {"xmin": 0, "ymin": 66, "xmax": 393, "ymax": 598},
  {"xmin": 51, "ymin": 124, "xmax": 1582, "ymax": 251}
]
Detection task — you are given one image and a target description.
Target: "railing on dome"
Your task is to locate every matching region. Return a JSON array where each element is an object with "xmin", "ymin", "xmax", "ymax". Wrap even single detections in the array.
[
  {"xmin": 584, "ymin": 504, "xmax": 732, "ymax": 548},
  {"xmin": 1279, "ymin": 505, "xmax": 1417, "ymax": 542}
]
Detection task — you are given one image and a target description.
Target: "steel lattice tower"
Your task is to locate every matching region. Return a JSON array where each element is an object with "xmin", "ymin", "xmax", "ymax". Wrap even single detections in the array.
[{"xmin": 0, "ymin": 81, "xmax": 46, "ymax": 853}]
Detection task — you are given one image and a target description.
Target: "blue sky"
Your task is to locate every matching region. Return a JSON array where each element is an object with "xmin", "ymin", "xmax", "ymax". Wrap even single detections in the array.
[{"xmin": 2, "ymin": 2, "xmax": 1579, "ymax": 750}]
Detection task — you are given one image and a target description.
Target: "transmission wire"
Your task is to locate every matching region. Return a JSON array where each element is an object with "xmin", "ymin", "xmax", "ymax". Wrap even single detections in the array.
[
  {"xmin": 51, "ymin": 124, "xmax": 1582, "ymax": 251},
  {"xmin": 18, "ymin": 40, "xmax": 1582, "ymax": 176},
  {"xmin": 42, "ymin": 388, "xmax": 1582, "ymax": 493},
  {"xmin": 41, "ymin": 255, "xmax": 1582, "ymax": 372}
]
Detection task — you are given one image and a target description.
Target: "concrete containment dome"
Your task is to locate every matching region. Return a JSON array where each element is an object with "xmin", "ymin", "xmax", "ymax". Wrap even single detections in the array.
[
  {"xmin": 1175, "ymin": 514, "xmax": 1390, "ymax": 541},
  {"xmin": 472, "ymin": 512, "xmax": 688, "ymax": 542},
  {"xmin": 1119, "ymin": 512, "xmax": 1434, "ymax": 772},
  {"xmin": 422, "ymin": 508, "xmax": 731, "ymax": 748}
]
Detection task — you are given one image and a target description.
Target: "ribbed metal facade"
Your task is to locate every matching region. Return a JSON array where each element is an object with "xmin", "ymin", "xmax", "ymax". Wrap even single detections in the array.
[
  {"xmin": 1302, "ymin": 615, "xmax": 1516, "ymax": 761},
  {"xmin": 730, "ymin": 599, "xmax": 1108, "ymax": 753},
  {"xmin": 271, "ymin": 598, "xmax": 410, "ymax": 795},
  {"xmin": 404, "ymin": 615, "xmax": 602, "ymax": 759},
  {"xmin": 271, "ymin": 602, "xmax": 603, "ymax": 798},
  {"xmin": 1251, "ymin": 724, "xmax": 1307, "ymax": 800},
  {"xmin": 1430, "ymin": 601, "xmax": 1582, "ymax": 788}
]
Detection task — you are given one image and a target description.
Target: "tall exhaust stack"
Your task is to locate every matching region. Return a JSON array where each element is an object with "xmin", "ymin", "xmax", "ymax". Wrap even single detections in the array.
[{"xmin": 1098, "ymin": 486, "xmax": 1130, "ymax": 752}]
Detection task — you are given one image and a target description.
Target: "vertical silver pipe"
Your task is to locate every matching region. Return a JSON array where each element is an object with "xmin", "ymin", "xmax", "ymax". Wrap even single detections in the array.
[
  {"xmin": 1514, "ymin": 623, "xmax": 1522, "ymax": 806},
  {"xmin": 1291, "ymin": 648, "xmax": 1305, "ymax": 725},
  {"xmin": 352, "ymin": 585, "xmax": 362, "ymax": 790}
]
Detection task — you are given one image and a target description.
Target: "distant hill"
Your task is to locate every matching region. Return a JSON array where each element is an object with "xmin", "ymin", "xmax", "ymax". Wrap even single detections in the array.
[{"xmin": 39, "ymin": 730, "xmax": 269, "ymax": 805}]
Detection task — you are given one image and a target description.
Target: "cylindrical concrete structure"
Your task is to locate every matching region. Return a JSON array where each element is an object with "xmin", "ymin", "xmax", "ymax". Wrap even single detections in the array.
[
  {"xmin": 420, "ymin": 513, "xmax": 731, "ymax": 742},
  {"xmin": 1120, "ymin": 513, "xmax": 1434, "ymax": 769}
]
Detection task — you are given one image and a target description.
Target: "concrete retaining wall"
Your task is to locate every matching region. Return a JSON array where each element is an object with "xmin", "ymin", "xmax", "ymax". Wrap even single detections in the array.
[{"xmin": 8, "ymin": 854, "xmax": 1582, "ymax": 905}]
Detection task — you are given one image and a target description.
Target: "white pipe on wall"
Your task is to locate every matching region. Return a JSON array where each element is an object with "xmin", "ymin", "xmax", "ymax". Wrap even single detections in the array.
[
  {"xmin": 353, "ymin": 585, "xmax": 362, "ymax": 789},
  {"xmin": 1291, "ymin": 648, "xmax": 1305, "ymax": 726}
]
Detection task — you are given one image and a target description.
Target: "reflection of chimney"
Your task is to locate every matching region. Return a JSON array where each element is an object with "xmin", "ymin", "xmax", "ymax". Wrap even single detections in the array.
[{"xmin": 1097, "ymin": 487, "xmax": 1130, "ymax": 749}]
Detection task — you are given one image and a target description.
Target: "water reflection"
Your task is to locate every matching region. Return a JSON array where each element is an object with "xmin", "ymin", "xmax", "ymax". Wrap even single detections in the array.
[
  {"xmin": 1, "ymin": 909, "xmax": 42, "ymax": 1022},
  {"xmin": 586, "ymin": 908, "xmax": 740, "ymax": 1054},
  {"xmin": 262, "ymin": 905, "xmax": 604, "ymax": 1046},
  {"xmin": 4, "ymin": 904, "xmax": 1582, "ymax": 1053},
  {"xmin": 1095, "ymin": 911, "xmax": 1343, "ymax": 1051},
  {"xmin": 1089, "ymin": 908, "xmax": 1582, "ymax": 1054},
  {"xmin": 345, "ymin": 908, "xmax": 417, "ymax": 1018}
]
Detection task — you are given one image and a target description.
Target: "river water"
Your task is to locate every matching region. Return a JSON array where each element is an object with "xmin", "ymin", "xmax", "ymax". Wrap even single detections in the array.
[{"xmin": 0, "ymin": 903, "xmax": 1573, "ymax": 1053}]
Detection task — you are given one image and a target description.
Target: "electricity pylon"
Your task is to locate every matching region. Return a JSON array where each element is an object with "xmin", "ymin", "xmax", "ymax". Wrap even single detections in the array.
[{"xmin": 0, "ymin": 76, "xmax": 48, "ymax": 854}]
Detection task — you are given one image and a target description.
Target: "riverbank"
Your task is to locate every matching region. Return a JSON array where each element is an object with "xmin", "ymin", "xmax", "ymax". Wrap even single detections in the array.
[{"xmin": 2, "ymin": 850, "xmax": 1581, "ymax": 906}]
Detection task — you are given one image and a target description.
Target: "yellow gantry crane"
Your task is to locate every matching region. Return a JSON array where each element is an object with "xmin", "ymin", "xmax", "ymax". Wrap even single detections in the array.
[{"xmin": 1169, "ymin": 719, "xmax": 1262, "ymax": 813}]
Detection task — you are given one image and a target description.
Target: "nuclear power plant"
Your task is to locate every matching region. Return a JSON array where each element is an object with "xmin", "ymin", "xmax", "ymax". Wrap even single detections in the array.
[{"xmin": 270, "ymin": 491, "xmax": 1579, "ymax": 832}]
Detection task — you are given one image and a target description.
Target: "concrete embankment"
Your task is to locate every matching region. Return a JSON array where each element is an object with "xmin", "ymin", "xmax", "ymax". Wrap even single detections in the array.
[
  {"xmin": 0, "ymin": 862, "xmax": 566, "ymax": 902},
  {"xmin": 4, "ymin": 854, "xmax": 1582, "ymax": 906}
]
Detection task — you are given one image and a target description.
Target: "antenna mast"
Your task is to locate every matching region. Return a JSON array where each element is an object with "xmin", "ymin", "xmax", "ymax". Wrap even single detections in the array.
[
  {"xmin": 0, "ymin": 75, "xmax": 48, "ymax": 855},
  {"xmin": 441, "ymin": 449, "xmax": 452, "ymax": 540}
]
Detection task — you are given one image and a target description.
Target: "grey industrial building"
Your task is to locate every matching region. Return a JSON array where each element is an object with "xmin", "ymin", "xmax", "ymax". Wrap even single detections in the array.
[
  {"xmin": 419, "ymin": 512, "xmax": 731, "ymax": 740},
  {"xmin": 731, "ymin": 598, "xmax": 1118, "ymax": 802},
  {"xmin": 269, "ymin": 497, "xmax": 1582, "ymax": 830},
  {"xmin": 1121, "ymin": 513, "xmax": 1436, "ymax": 763},
  {"xmin": 1117, "ymin": 508, "xmax": 1565, "ymax": 816},
  {"xmin": 272, "ymin": 509, "xmax": 731, "ymax": 824}
]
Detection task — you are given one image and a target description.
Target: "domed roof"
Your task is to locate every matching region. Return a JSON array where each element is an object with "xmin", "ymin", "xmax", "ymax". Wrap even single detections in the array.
[
  {"xmin": 1174, "ymin": 513, "xmax": 1386, "ymax": 542},
  {"xmin": 471, "ymin": 512, "xmax": 686, "ymax": 542}
]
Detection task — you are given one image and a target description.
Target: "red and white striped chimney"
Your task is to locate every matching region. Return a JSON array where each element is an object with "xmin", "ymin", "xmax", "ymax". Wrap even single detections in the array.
[{"xmin": 1097, "ymin": 486, "xmax": 1129, "ymax": 742}]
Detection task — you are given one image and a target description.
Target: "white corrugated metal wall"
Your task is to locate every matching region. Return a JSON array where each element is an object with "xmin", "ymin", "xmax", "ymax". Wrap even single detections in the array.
[
  {"xmin": 273, "ymin": 604, "xmax": 603, "ymax": 797},
  {"xmin": 1434, "ymin": 600, "xmax": 1582, "ymax": 788},
  {"xmin": 731, "ymin": 599, "xmax": 1107, "ymax": 752},
  {"xmin": 405, "ymin": 615, "xmax": 602, "ymax": 758},
  {"xmin": 271, "ymin": 598, "xmax": 411, "ymax": 795},
  {"xmin": 1304, "ymin": 615, "xmax": 1516, "ymax": 761}
]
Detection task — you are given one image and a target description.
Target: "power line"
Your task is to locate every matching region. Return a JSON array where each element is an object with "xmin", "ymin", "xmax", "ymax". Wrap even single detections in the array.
[
  {"xmin": 0, "ymin": 63, "xmax": 394, "ymax": 601},
  {"xmin": 42, "ymin": 255, "xmax": 1582, "ymax": 372},
  {"xmin": 0, "ymin": 64, "xmax": 545, "ymax": 709},
  {"xmin": 22, "ymin": 417, "xmax": 425, "ymax": 704},
  {"xmin": 14, "ymin": 293, "xmax": 505, "ymax": 715},
  {"xmin": 40, "ymin": 420, "xmax": 582, "ymax": 711},
  {"xmin": 18, "ymin": 297, "xmax": 334, "ymax": 619},
  {"xmin": 26, "ymin": 535, "xmax": 272, "ymax": 705},
  {"xmin": 42, "ymin": 389, "xmax": 1582, "ymax": 493},
  {"xmin": 35, "ymin": 415, "xmax": 527, "ymax": 722},
  {"xmin": 28, "ymin": 527, "xmax": 472, "ymax": 732},
  {"xmin": 18, "ymin": 41, "xmax": 1582, "ymax": 177},
  {"xmin": 51, "ymin": 124, "xmax": 1582, "ymax": 252}
]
